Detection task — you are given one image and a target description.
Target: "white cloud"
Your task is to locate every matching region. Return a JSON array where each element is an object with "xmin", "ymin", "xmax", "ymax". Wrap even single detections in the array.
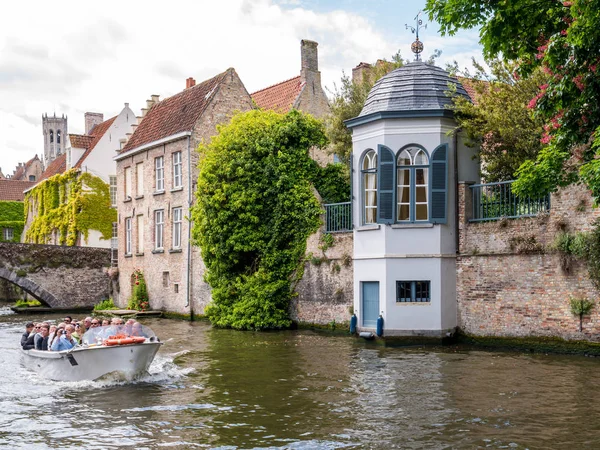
[{"xmin": 0, "ymin": 0, "xmax": 483, "ymax": 175}]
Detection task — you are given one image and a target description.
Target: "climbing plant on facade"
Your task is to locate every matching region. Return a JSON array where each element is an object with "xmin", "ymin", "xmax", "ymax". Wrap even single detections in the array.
[
  {"xmin": 24, "ymin": 169, "xmax": 115, "ymax": 245},
  {"xmin": 0, "ymin": 201, "xmax": 25, "ymax": 242},
  {"xmin": 191, "ymin": 109, "xmax": 327, "ymax": 330}
]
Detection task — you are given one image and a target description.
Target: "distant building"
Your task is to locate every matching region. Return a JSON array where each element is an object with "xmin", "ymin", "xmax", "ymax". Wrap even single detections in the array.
[
  {"xmin": 7, "ymin": 155, "xmax": 43, "ymax": 182},
  {"xmin": 114, "ymin": 68, "xmax": 254, "ymax": 313},
  {"xmin": 42, "ymin": 113, "xmax": 68, "ymax": 169}
]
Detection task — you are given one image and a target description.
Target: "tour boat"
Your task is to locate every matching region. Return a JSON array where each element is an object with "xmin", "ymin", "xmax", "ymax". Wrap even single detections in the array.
[{"xmin": 21, "ymin": 325, "xmax": 162, "ymax": 382}]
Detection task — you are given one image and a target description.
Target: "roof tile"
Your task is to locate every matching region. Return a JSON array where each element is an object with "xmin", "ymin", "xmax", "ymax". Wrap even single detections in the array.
[
  {"xmin": 122, "ymin": 70, "xmax": 232, "ymax": 152},
  {"xmin": 0, "ymin": 180, "xmax": 36, "ymax": 201},
  {"xmin": 39, "ymin": 153, "xmax": 67, "ymax": 182},
  {"xmin": 251, "ymin": 76, "xmax": 303, "ymax": 114}
]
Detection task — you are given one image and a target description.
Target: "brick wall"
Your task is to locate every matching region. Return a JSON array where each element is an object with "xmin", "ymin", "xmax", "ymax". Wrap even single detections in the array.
[{"xmin": 457, "ymin": 183, "xmax": 600, "ymax": 340}]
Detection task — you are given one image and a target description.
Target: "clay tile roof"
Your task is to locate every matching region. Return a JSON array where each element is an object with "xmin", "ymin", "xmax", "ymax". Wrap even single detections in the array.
[
  {"xmin": 457, "ymin": 77, "xmax": 488, "ymax": 105},
  {"xmin": 122, "ymin": 69, "xmax": 232, "ymax": 152},
  {"xmin": 39, "ymin": 153, "xmax": 67, "ymax": 182},
  {"xmin": 251, "ymin": 76, "xmax": 303, "ymax": 114},
  {"xmin": 69, "ymin": 134, "xmax": 94, "ymax": 150},
  {"xmin": 73, "ymin": 116, "xmax": 117, "ymax": 169},
  {"xmin": 0, "ymin": 180, "xmax": 36, "ymax": 201}
]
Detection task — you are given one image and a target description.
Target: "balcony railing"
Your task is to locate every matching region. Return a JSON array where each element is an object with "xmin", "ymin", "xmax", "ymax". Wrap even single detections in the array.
[
  {"xmin": 324, "ymin": 202, "xmax": 352, "ymax": 233},
  {"xmin": 470, "ymin": 180, "xmax": 550, "ymax": 222}
]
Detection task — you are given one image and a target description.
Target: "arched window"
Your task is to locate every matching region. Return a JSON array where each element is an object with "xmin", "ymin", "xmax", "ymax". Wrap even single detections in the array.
[
  {"xmin": 361, "ymin": 150, "xmax": 377, "ymax": 224},
  {"xmin": 396, "ymin": 145, "xmax": 429, "ymax": 222},
  {"xmin": 49, "ymin": 129, "xmax": 54, "ymax": 143},
  {"xmin": 57, "ymin": 130, "xmax": 61, "ymax": 144}
]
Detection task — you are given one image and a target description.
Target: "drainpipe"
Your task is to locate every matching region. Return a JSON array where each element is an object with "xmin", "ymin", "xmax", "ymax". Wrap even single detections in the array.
[
  {"xmin": 185, "ymin": 135, "xmax": 193, "ymax": 316},
  {"xmin": 454, "ymin": 130, "xmax": 460, "ymax": 255}
]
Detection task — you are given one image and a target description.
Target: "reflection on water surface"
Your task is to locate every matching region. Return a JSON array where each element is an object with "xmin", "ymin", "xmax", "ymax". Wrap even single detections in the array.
[{"xmin": 1, "ymin": 306, "xmax": 600, "ymax": 449}]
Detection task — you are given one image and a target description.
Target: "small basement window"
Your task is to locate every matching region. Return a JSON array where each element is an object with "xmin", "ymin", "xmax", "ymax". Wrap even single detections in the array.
[{"xmin": 396, "ymin": 280, "xmax": 430, "ymax": 303}]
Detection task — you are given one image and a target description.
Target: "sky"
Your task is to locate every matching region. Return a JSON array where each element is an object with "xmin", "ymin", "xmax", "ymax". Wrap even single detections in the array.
[{"xmin": 0, "ymin": 0, "xmax": 483, "ymax": 176}]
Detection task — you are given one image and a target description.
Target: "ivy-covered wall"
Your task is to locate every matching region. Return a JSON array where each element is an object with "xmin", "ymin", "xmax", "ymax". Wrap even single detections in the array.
[
  {"xmin": 0, "ymin": 201, "xmax": 25, "ymax": 243},
  {"xmin": 24, "ymin": 169, "xmax": 116, "ymax": 246}
]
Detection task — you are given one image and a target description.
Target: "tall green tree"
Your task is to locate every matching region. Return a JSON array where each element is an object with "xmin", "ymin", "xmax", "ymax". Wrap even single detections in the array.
[
  {"xmin": 426, "ymin": 0, "xmax": 600, "ymax": 199},
  {"xmin": 191, "ymin": 109, "xmax": 327, "ymax": 330},
  {"xmin": 449, "ymin": 60, "xmax": 547, "ymax": 181}
]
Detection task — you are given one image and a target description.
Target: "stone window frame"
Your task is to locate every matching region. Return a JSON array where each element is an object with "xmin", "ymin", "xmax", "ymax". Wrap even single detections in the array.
[
  {"xmin": 155, "ymin": 156, "xmax": 165, "ymax": 193},
  {"xmin": 124, "ymin": 217, "xmax": 132, "ymax": 256},
  {"xmin": 172, "ymin": 206, "xmax": 182, "ymax": 250},
  {"xmin": 154, "ymin": 209, "xmax": 165, "ymax": 250},
  {"xmin": 172, "ymin": 151, "xmax": 183, "ymax": 189},
  {"xmin": 396, "ymin": 280, "xmax": 431, "ymax": 303}
]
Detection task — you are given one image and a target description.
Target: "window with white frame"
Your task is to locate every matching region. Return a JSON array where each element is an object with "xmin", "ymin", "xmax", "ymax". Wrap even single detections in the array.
[
  {"xmin": 173, "ymin": 152, "xmax": 182, "ymax": 189},
  {"xmin": 397, "ymin": 146, "xmax": 429, "ymax": 222},
  {"xmin": 155, "ymin": 156, "xmax": 164, "ymax": 192},
  {"xmin": 109, "ymin": 175, "xmax": 117, "ymax": 207},
  {"xmin": 125, "ymin": 218, "xmax": 132, "ymax": 255},
  {"xmin": 396, "ymin": 280, "xmax": 430, "ymax": 303},
  {"xmin": 172, "ymin": 207, "xmax": 182, "ymax": 249},
  {"xmin": 154, "ymin": 209, "xmax": 164, "ymax": 249},
  {"xmin": 137, "ymin": 214, "xmax": 144, "ymax": 253},
  {"xmin": 124, "ymin": 168, "xmax": 132, "ymax": 199},
  {"xmin": 3, "ymin": 228, "xmax": 14, "ymax": 241},
  {"xmin": 361, "ymin": 150, "xmax": 377, "ymax": 224},
  {"xmin": 136, "ymin": 162, "xmax": 144, "ymax": 197}
]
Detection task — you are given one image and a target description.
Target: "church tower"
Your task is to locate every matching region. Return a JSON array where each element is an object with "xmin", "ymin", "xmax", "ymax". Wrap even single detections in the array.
[{"xmin": 42, "ymin": 113, "xmax": 68, "ymax": 168}]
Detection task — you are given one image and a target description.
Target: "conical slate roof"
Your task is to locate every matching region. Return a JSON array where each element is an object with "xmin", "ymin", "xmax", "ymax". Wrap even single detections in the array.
[{"xmin": 358, "ymin": 61, "xmax": 470, "ymax": 118}]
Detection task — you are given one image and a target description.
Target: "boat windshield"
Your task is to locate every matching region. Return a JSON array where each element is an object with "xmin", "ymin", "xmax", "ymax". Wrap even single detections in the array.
[{"xmin": 82, "ymin": 323, "xmax": 157, "ymax": 345}]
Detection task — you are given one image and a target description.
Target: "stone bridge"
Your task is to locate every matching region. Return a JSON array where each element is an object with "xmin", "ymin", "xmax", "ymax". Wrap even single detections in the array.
[{"xmin": 0, "ymin": 242, "xmax": 111, "ymax": 308}]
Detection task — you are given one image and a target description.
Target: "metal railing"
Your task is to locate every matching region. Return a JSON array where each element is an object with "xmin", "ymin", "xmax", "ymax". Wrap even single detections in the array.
[
  {"xmin": 470, "ymin": 180, "xmax": 550, "ymax": 222},
  {"xmin": 324, "ymin": 202, "xmax": 352, "ymax": 233}
]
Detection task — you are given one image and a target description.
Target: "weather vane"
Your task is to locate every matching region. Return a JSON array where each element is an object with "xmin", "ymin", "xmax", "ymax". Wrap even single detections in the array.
[{"xmin": 406, "ymin": 11, "xmax": 427, "ymax": 61}]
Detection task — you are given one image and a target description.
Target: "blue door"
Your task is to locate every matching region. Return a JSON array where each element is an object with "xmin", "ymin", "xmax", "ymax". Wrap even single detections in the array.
[{"xmin": 362, "ymin": 281, "xmax": 379, "ymax": 327}]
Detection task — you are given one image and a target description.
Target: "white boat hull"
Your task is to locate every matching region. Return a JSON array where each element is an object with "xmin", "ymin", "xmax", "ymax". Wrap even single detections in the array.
[{"xmin": 22, "ymin": 342, "xmax": 162, "ymax": 382}]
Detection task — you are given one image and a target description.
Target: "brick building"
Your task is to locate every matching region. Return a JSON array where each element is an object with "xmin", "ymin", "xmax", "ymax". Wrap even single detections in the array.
[
  {"xmin": 114, "ymin": 68, "xmax": 254, "ymax": 313},
  {"xmin": 6, "ymin": 155, "xmax": 43, "ymax": 182}
]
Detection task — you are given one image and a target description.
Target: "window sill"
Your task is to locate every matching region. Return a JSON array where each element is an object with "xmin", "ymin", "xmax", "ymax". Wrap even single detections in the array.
[
  {"xmin": 152, "ymin": 249, "xmax": 164, "ymax": 254},
  {"xmin": 135, "ymin": 195, "xmax": 144, "ymax": 200},
  {"xmin": 169, "ymin": 248, "xmax": 183, "ymax": 253},
  {"xmin": 153, "ymin": 190, "xmax": 165, "ymax": 196},
  {"xmin": 357, "ymin": 224, "xmax": 380, "ymax": 232},
  {"xmin": 124, "ymin": 253, "xmax": 133, "ymax": 258},
  {"xmin": 391, "ymin": 223, "xmax": 434, "ymax": 229},
  {"xmin": 395, "ymin": 302, "xmax": 431, "ymax": 306},
  {"xmin": 170, "ymin": 186, "xmax": 184, "ymax": 193},
  {"xmin": 135, "ymin": 252, "xmax": 144, "ymax": 257}
]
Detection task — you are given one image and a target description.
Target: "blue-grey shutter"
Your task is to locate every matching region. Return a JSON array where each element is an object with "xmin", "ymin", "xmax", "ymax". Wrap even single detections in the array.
[
  {"xmin": 430, "ymin": 143, "xmax": 448, "ymax": 224},
  {"xmin": 377, "ymin": 144, "xmax": 395, "ymax": 224}
]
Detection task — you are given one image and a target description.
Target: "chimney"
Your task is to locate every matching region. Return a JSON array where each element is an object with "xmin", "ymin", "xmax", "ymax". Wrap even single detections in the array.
[
  {"xmin": 186, "ymin": 77, "xmax": 196, "ymax": 89},
  {"xmin": 151, "ymin": 94, "xmax": 160, "ymax": 104},
  {"xmin": 352, "ymin": 62, "xmax": 373, "ymax": 84},
  {"xmin": 85, "ymin": 112, "xmax": 104, "ymax": 134},
  {"xmin": 300, "ymin": 39, "xmax": 322, "ymax": 90}
]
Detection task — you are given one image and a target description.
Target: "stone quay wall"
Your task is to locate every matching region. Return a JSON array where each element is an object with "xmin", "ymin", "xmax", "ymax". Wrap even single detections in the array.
[{"xmin": 457, "ymin": 182, "xmax": 600, "ymax": 341}]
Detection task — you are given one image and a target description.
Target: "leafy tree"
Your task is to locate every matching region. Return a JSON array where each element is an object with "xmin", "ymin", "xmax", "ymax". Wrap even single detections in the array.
[
  {"xmin": 426, "ymin": 0, "xmax": 600, "ymax": 200},
  {"xmin": 449, "ymin": 59, "xmax": 547, "ymax": 181},
  {"xmin": 191, "ymin": 109, "xmax": 327, "ymax": 330}
]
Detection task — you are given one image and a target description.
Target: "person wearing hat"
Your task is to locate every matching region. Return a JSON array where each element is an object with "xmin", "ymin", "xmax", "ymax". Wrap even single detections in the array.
[{"xmin": 21, "ymin": 322, "xmax": 34, "ymax": 349}]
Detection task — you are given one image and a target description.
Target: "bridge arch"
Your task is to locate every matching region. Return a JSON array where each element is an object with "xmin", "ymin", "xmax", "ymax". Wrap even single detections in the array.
[{"xmin": 0, "ymin": 268, "xmax": 59, "ymax": 307}]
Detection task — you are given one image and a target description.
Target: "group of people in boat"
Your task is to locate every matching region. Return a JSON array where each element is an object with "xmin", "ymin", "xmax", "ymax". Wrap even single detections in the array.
[{"xmin": 20, "ymin": 316, "xmax": 147, "ymax": 351}]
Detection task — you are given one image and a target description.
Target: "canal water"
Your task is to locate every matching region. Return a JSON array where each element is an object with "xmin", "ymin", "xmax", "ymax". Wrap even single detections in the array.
[{"xmin": 2, "ymin": 305, "xmax": 600, "ymax": 449}]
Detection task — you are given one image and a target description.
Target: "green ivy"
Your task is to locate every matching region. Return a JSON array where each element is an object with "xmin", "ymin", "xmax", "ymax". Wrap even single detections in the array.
[
  {"xmin": 24, "ymin": 170, "xmax": 116, "ymax": 245},
  {"xmin": 127, "ymin": 269, "xmax": 149, "ymax": 311},
  {"xmin": 310, "ymin": 162, "xmax": 350, "ymax": 204},
  {"xmin": 191, "ymin": 109, "xmax": 326, "ymax": 330},
  {"xmin": 0, "ymin": 201, "xmax": 25, "ymax": 242}
]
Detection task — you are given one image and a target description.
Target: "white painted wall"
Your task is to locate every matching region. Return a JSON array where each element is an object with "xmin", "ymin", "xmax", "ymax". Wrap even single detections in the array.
[{"xmin": 350, "ymin": 116, "xmax": 477, "ymax": 336}]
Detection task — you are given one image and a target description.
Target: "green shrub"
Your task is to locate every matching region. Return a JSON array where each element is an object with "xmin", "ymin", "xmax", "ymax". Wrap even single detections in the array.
[
  {"xmin": 569, "ymin": 297, "xmax": 595, "ymax": 332},
  {"xmin": 15, "ymin": 298, "xmax": 42, "ymax": 307},
  {"xmin": 93, "ymin": 298, "xmax": 117, "ymax": 311},
  {"xmin": 127, "ymin": 270, "xmax": 149, "ymax": 311}
]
